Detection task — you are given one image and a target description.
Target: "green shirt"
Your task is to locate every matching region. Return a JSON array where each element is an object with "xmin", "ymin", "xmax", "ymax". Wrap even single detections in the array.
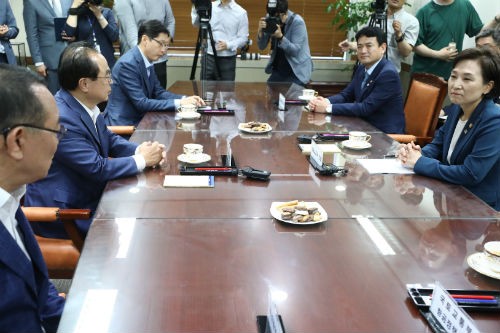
[{"xmin": 411, "ymin": 0, "xmax": 483, "ymax": 79}]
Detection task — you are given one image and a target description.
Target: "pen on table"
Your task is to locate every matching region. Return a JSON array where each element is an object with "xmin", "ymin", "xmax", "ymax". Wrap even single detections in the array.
[
  {"xmin": 384, "ymin": 154, "xmax": 397, "ymax": 158},
  {"xmin": 203, "ymin": 110, "xmax": 231, "ymax": 113},
  {"xmin": 195, "ymin": 167, "xmax": 233, "ymax": 171},
  {"xmin": 430, "ymin": 294, "xmax": 496, "ymax": 300}
]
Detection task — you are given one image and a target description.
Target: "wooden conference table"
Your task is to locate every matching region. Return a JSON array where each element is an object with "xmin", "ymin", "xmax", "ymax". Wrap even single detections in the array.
[{"xmin": 58, "ymin": 82, "xmax": 500, "ymax": 332}]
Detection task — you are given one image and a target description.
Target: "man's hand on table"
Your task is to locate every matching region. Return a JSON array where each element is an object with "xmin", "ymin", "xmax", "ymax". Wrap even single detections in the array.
[{"xmin": 138, "ymin": 141, "xmax": 165, "ymax": 168}]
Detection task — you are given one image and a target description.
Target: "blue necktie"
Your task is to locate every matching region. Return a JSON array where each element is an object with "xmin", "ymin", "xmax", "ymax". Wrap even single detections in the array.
[{"xmin": 361, "ymin": 71, "xmax": 369, "ymax": 89}]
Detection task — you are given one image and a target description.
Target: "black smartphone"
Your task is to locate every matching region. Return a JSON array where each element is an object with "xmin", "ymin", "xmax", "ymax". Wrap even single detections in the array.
[{"xmin": 256, "ymin": 315, "xmax": 285, "ymax": 333}]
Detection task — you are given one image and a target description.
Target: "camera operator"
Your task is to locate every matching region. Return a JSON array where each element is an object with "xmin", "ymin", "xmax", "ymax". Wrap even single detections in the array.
[
  {"xmin": 257, "ymin": 0, "xmax": 312, "ymax": 86},
  {"xmin": 191, "ymin": 0, "xmax": 249, "ymax": 81},
  {"xmin": 63, "ymin": 0, "xmax": 119, "ymax": 68},
  {"xmin": 338, "ymin": 0, "xmax": 418, "ymax": 73}
]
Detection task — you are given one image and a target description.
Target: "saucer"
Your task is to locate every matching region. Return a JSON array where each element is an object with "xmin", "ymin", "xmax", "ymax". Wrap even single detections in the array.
[
  {"xmin": 467, "ymin": 252, "xmax": 500, "ymax": 280},
  {"xmin": 270, "ymin": 201, "xmax": 328, "ymax": 225},
  {"xmin": 238, "ymin": 122, "xmax": 272, "ymax": 134},
  {"xmin": 177, "ymin": 111, "xmax": 201, "ymax": 120},
  {"xmin": 342, "ymin": 140, "xmax": 372, "ymax": 150},
  {"xmin": 177, "ymin": 153, "xmax": 211, "ymax": 164},
  {"xmin": 298, "ymin": 95, "xmax": 315, "ymax": 101}
]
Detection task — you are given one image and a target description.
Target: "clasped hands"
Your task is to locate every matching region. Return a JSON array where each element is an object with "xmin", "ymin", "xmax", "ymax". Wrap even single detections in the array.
[
  {"xmin": 137, "ymin": 141, "xmax": 166, "ymax": 168},
  {"xmin": 396, "ymin": 141, "xmax": 422, "ymax": 168}
]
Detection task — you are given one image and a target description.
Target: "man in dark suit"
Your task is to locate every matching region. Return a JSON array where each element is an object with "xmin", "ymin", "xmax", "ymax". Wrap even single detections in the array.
[
  {"xmin": 0, "ymin": 0, "xmax": 19, "ymax": 64},
  {"xmin": 105, "ymin": 20, "xmax": 204, "ymax": 127},
  {"xmin": 309, "ymin": 26, "xmax": 406, "ymax": 134},
  {"xmin": 0, "ymin": 65, "xmax": 65, "ymax": 332},
  {"xmin": 24, "ymin": 42, "xmax": 165, "ymax": 239}
]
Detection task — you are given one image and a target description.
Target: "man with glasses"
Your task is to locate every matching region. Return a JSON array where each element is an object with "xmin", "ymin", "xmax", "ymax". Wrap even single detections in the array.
[
  {"xmin": 24, "ymin": 42, "xmax": 166, "ymax": 239},
  {"xmin": 0, "ymin": 64, "xmax": 65, "ymax": 332},
  {"xmin": 105, "ymin": 20, "xmax": 204, "ymax": 127}
]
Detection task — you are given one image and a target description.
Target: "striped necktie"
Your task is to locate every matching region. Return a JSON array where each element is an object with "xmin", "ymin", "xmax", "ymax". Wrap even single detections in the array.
[{"xmin": 361, "ymin": 71, "xmax": 370, "ymax": 89}]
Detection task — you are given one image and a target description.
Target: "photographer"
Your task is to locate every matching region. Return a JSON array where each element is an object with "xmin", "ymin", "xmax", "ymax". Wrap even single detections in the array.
[
  {"xmin": 191, "ymin": 0, "xmax": 248, "ymax": 81},
  {"xmin": 257, "ymin": 0, "xmax": 312, "ymax": 86},
  {"xmin": 63, "ymin": 0, "xmax": 118, "ymax": 68},
  {"xmin": 338, "ymin": 0, "xmax": 419, "ymax": 73}
]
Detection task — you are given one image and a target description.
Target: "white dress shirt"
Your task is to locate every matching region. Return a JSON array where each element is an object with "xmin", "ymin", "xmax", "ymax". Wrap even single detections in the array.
[
  {"xmin": 191, "ymin": 0, "xmax": 249, "ymax": 57},
  {"xmin": 74, "ymin": 97, "xmax": 146, "ymax": 171},
  {"xmin": 0, "ymin": 185, "xmax": 31, "ymax": 260}
]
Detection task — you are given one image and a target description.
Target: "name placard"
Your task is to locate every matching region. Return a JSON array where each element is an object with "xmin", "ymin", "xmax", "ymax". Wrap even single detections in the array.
[
  {"xmin": 430, "ymin": 282, "xmax": 479, "ymax": 333},
  {"xmin": 278, "ymin": 93, "xmax": 286, "ymax": 111},
  {"xmin": 310, "ymin": 140, "xmax": 323, "ymax": 167}
]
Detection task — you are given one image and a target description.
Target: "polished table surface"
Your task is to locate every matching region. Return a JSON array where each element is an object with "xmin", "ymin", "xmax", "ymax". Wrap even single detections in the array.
[
  {"xmin": 60, "ymin": 81, "xmax": 500, "ymax": 332},
  {"xmin": 95, "ymin": 131, "xmax": 498, "ymax": 220},
  {"xmin": 58, "ymin": 217, "xmax": 500, "ymax": 332}
]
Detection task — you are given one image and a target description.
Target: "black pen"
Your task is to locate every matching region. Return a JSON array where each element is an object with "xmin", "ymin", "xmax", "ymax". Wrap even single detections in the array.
[{"xmin": 384, "ymin": 154, "xmax": 397, "ymax": 158}]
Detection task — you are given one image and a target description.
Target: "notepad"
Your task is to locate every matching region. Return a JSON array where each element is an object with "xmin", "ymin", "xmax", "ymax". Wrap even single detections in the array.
[
  {"xmin": 163, "ymin": 175, "xmax": 214, "ymax": 188},
  {"xmin": 299, "ymin": 144, "xmax": 341, "ymax": 154},
  {"xmin": 356, "ymin": 159, "xmax": 415, "ymax": 174}
]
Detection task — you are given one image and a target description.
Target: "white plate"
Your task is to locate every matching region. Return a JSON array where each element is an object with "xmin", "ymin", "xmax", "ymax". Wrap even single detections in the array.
[
  {"xmin": 342, "ymin": 139, "xmax": 372, "ymax": 150},
  {"xmin": 177, "ymin": 153, "xmax": 211, "ymax": 164},
  {"xmin": 177, "ymin": 111, "xmax": 201, "ymax": 120},
  {"xmin": 270, "ymin": 201, "xmax": 328, "ymax": 225},
  {"xmin": 238, "ymin": 123, "xmax": 272, "ymax": 134},
  {"xmin": 298, "ymin": 95, "xmax": 315, "ymax": 101},
  {"xmin": 467, "ymin": 252, "xmax": 500, "ymax": 280}
]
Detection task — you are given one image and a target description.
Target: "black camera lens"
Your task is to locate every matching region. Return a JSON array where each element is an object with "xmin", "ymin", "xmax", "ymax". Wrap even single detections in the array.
[{"xmin": 264, "ymin": 16, "xmax": 280, "ymax": 34}]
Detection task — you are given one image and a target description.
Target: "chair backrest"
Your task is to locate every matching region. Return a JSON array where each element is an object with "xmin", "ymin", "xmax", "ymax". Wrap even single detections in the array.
[
  {"xmin": 22, "ymin": 207, "xmax": 91, "ymax": 279},
  {"xmin": 404, "ymin": 72, "xmax": 448, "ymax": 142}
]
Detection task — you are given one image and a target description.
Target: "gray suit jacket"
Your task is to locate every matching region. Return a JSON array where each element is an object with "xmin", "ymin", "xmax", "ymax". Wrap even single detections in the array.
[
  {"xmin": 113, "ymin": 0, "xmax": 175, "ymax": 63},
  {"xmin": 0, "ymin": 0, "xmax": 19, "ymax": 64},
  {"xmin": 23, "ymin": 0, "xmax": 72, "ymax": 70},
  {"xmin": 257, "ymin": 10, "xmax": 313, "ymax": 84}
]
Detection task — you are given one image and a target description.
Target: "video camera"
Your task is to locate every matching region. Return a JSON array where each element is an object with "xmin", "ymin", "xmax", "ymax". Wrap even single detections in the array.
[
  {"xmin": 68, "ymin": 0, "xmax": 103, "ymax": 16},
  {"xmin": 264, "ymin": 0, "xmax": 282, "ymax": 34},
  {"xmin": 370, "ymin": 0, "xmax": 387, "ymax": 13},
  {"xmin": 191, "ymin": 0, "xmax": 212, "ymax": 21}
]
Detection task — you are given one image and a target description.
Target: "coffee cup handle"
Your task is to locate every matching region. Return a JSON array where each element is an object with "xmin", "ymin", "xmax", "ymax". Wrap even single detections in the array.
[{"xmin": 366, "ymin": 135, "xmax": 372, "ymax": 142}]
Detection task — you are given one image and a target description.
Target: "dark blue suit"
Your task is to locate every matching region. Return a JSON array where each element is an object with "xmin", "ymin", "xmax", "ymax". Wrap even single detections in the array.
[
  {"xmin": 0, "ymin": 207, "xmax": 65, "ymax": 332},
  {"xmin": 0, "ymin": 0, "xmax": 19, "ymax": 64},
  {"xmin": 415, "ymin": 99, "xmax": 500, "ymax": 210},
  {"xmin": 104, "ymin": 46, "xmax": 183, "ymax": 126},
  {"xmin": 25, "ymin": 89, "xmax": 140, "ymax": 238},
  {"xmin": 328, "ymin": 57, "xmax": 405, "ymax": 133}
]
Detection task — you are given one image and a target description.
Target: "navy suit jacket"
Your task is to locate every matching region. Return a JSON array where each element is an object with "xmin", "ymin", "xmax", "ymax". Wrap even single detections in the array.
[
  {"xmin": 328, "ymin": 57, "xmax": 405, "ymax": 133},
  {"xmin": 0, "ymin": 207, "xmax": 65, "ymax": 332},
  {"xmin": 415, "ymin": 99, "xmax": 500, "ymax": 210},
  {"xmin": 104, "ymin": 46, "xmax": 182, "ymax": 126},
  {"xmin": 25, "ymin": 89, "xmax": 139, "ymax": 238},
  {"xmin": 0, "ymin": 0, "xmax": 19, "ymax": 64}
]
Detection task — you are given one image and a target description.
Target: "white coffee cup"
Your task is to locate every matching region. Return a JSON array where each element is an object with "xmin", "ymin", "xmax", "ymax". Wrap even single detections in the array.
[
  {"xmin": 177, "ymin": 104, "xmax": 197, "ymax": 113},
  {"xmin": 484, "ymin": 241, "xmax": 500, "ymax": 273},
  {"xmin": 302, "ymin": 89, "xmax": 318, "ymax": 98},
  {"xmin": 183, "ymin": 143, "xmax": 203, "ymax": 156},
  {"xmin": 349, "ymin": 131, "xmax": 371, "ymax": 142}
]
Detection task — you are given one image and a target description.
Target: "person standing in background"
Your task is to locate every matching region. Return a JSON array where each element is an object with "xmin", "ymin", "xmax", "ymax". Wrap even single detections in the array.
[
  {"xmin": 0, "ymin": 0, "xmax": 19, "ymax": 65},
  {"xmin": 191, "ymin": 0, "xmax": 249, "ymax": 81},
  {"xmin": 23, "ymin": 0, "xmax": 73, "ymax": 94},
  {"xmin": 62, "ymin": 0, "xmax": 119, "ymax": 68},
  {"xmin": 411, "ymin": 0, "xmax": 500, "ymax": 80},
  {"xmin": 114, "ymin": 0, "xmax": 175, "ymax": 88}
]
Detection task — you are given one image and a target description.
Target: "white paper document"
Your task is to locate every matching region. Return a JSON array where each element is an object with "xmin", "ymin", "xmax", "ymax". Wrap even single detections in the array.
[
  {"xmin": 163, "ymin": 175, "xmax": 214, "ymax": 188},
  {"xmin": 356, "ymin": 159, "xmax": 415, "ymax": 174}
]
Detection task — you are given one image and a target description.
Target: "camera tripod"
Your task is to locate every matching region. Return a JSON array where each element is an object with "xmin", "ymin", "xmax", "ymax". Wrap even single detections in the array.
[
  {"xmin": 190, "ymin": 19, "xmax": 221, "ymax": 81},
  {"xmin": 368, "ymin": 8, "xmax": 388, "ymax": 59}
]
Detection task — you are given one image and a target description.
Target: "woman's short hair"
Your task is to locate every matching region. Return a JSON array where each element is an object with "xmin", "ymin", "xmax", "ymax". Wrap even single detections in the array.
[{"xmin": 453, "ymin": 47, "xmax": 500, "ymax": 100}]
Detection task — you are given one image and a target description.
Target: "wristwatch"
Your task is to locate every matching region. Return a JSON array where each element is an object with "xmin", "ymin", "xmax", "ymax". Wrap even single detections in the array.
[{"xmin": 395, "ymin": 33, "xmax": 405, "ymax": 43}]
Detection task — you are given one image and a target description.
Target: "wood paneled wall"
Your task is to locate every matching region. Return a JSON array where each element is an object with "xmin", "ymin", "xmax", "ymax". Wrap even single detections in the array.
[{"xmin": 169, "ymin": 0, "xmax": 346, "ymax": 57}]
